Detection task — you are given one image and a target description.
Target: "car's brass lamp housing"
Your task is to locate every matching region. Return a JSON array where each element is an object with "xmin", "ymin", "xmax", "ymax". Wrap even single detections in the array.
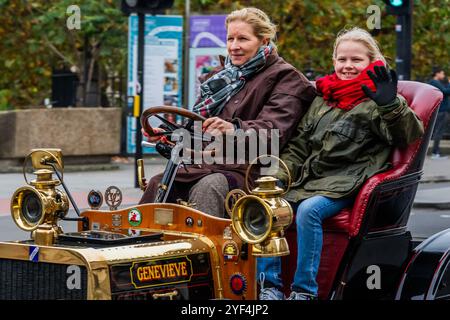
[
  {"xmin": 11, "ymin": 149, "xmax": 69, "ymax": 245},
  {"xmin": 230, "ymin": 156, "xmax": 293, "ymax": 257}
]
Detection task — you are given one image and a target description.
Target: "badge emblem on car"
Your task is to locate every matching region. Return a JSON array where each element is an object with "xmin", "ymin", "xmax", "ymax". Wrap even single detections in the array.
[
  {"xmin": 105, "ymin": 186, "xmax": 122, "ymax": 211},
  {"xmin": 87, "ymin": 190, "xmax": 103, "ymax": 210},
  {"xmin": 185, "ymin": 216, "xmax": 194, "ymax": 227},
  {"xmin": 128, "ymin": 208, "xmax": 142, "ymax": 227},
  {"xmin": 223, "ymin": 225, "xmax": 233, "ymax": 240},
  {"xmin": 229, "ymin": 273, "xmax": 247, "ymax": 295},
  {"xmin": 223, "ymin": 240, "xmax": 239, "ymax": 261}
]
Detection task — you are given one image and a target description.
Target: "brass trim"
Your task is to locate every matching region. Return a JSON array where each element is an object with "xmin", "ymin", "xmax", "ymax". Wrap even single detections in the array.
[
  {"xmin": 32, "ymin": 224, "xmax": 59, "ymax": 246},
  {"xmin": 152, "ymin": 289, "xmax": 178, "ymax": 300},
  {"xmin": 195, "ymin": 235, "xmax": 224, "ymax": 299},
  {"xmin": 24, "ymin": 149, "xmax": 64, "ymax": 185},
  {"xmin": 231, "ymin": 195, "xmax": 273, "ymax": 244},
  {"xmin": 244, "ymin": 154, "xmax": 292, "ymax": 195},
  {"xmin": 137, "ymin": 159, "xmax": 147, "ymax": 191},
  {"xmin": 11, "ymin": 186, "xmax": 46, "ymax": 231},
  {"xmin": 0, "ymin": 242, "xmax": 111, "ymax": 300},
  {"xmin": 225, "ymin": 189, "xmax": 247, "ymax": 217}
]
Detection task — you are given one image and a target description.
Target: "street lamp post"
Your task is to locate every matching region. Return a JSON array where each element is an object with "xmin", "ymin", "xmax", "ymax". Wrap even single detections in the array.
[
  {"xmin": 395, "ymin": 14, "xmax": 412, "ymax": 81},
  {"xmin": 120, "ymin": 0, "xmax": 175, "ymax": 188},
  {"xmin": 135, "ymin": 12, "xmax": 145, "ymax": 188},
  {"xmin": 183, "ymin": 0, "xmax": 190, "ymax": 109},
  {"xmin": 383, "ymin": 0, "xmax": 413, "ymax": 80}
]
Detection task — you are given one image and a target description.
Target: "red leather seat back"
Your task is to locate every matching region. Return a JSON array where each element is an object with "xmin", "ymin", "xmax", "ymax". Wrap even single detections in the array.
[{"xmin": 348, "ymin": 81, "xmax": 443, "ymax": 237}]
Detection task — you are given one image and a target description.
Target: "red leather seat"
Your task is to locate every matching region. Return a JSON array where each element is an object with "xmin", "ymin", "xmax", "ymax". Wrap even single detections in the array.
[
  {"xmin": 322, "ymin": 208, "xmax": 351, "ymax": 233},
  {"xmin": 282, "ymin": 81, "xmax": 444, "ymax": 299}
]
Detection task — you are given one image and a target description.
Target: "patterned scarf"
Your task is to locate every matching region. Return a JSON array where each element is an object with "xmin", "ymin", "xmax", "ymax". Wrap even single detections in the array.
[
  {"xmin": 193, "ymin": 45, "xmax": 273, "ymax": 118},
  {"xmin": 316, "ymin": 60, "xmax": 384, "ymax": 110}
]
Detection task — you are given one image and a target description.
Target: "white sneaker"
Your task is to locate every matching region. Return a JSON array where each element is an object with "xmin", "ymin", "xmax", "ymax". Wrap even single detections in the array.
[
  {"xmin": 286, "ymin": 291, "xmax": 317, "ymax": 300},
  {"xmin": 258, "ymin": 272, "xmax": 284, "ymax": 300},
  {"xmin": 431, "ymin": 153, "xmax": 448, "ymax": 160},
  {"xmin": 259, "ymin": 287, "xmax": 285, "ymax": 300}
]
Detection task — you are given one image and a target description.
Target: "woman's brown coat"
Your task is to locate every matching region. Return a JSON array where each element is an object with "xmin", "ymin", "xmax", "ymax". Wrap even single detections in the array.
[{"xmin": 139, "ymin": 51, "xmax": 316, "ymax": 204}]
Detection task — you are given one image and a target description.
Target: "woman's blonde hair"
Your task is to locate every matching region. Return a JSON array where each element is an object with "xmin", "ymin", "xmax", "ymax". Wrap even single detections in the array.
[
  {"xmin": 332, "ymin": 27, "xmax": 387, "ymax": 66},
  {"xmin": 225, "ymin": 7, "xmax": 278, "ymax": 49}
]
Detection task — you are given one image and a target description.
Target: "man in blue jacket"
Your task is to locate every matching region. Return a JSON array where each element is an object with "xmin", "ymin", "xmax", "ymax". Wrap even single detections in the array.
[{"xmin": 428, "ymin": 67, "xmax": 450, "ymax": 159}]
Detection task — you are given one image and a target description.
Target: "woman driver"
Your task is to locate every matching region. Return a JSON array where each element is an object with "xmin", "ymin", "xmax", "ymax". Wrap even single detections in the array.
[{"xmin": 139, "ymin": 7, "xmax": 316, "ymax": 218}]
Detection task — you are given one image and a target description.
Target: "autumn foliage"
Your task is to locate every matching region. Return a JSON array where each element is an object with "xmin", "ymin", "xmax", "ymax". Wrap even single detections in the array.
[{"xmin": 0, "ymin": 0, "xmax": 448, "ymax": 109}]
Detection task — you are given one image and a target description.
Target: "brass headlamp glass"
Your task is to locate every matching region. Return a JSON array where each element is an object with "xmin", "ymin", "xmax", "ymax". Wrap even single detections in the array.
[{"xmin": 12, "ymin": 186, "xmax": 46, "ymax": 231}]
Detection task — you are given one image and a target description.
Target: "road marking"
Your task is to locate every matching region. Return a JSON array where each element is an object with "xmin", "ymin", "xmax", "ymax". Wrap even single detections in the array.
[{"xmin": 440, "ymin": 215, "xmax": 450, "ymax": 218}]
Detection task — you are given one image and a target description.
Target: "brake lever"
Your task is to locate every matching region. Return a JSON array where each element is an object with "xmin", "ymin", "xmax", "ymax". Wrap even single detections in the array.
[{"xmin": 142, "ymin": 141, "xmax": 156, "ymax": 148}]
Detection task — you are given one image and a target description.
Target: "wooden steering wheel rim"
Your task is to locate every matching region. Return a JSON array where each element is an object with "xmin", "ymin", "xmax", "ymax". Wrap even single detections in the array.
[{"xmin": 141, "ymin": 106, "xmax": 206, "ymax": 136}]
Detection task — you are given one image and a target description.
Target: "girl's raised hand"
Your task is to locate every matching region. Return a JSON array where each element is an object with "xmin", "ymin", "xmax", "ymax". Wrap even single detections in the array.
[{"xmin": 362, "ymin": 66, "xmax": 398, "ymax": 107}]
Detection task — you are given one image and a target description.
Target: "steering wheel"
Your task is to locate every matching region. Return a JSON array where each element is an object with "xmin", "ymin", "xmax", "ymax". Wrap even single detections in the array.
[{"xmin": 141, "ymin": 106, "xmax": 206, "ymax": 139}]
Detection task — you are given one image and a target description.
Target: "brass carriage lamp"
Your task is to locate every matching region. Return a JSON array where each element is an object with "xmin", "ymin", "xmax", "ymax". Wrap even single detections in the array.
[
  {"xmin": 230, "ymin": 156, "xmax": 293, "ymax": 257},
  {"xmin": 10, "ymin": 149, "xmax": 69, "ymax": 246}
]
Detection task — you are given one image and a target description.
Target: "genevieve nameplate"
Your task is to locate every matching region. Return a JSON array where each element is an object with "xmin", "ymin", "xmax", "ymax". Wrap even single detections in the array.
[{"xmin": 130, "ymin": 256, "xmax": 193, "ymax": 288}]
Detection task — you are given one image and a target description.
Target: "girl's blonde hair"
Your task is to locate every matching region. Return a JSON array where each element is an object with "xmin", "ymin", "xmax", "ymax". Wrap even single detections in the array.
[
  {"xmin": 333, "ymin": 27, "xmax": 387, "ymax": 66},
  {"xmin": 225, "ymin": 7, "xmax": 278, "ymax": 49}
]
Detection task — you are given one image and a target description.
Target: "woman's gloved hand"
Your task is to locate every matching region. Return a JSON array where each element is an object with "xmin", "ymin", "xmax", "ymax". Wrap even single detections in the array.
[{"xmin": 362, "ymin": 66, "xmax": 398, "ymax": 107}]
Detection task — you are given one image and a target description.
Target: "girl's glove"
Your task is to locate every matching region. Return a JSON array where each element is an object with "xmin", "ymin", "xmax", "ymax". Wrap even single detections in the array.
[{"xmin": 362, "ymin": 66, "xmax": 398, "ymax": 107}]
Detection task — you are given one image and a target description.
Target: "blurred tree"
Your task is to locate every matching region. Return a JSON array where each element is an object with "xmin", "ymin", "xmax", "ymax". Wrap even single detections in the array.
[
  {"xmin": 0, "ymin": 1, "xmax": 52, "ymax": 108},
  {"xmin": 176, "ymin": 0, "xmax": 449, "ymax": 80},
  {"xmin": 0, "ymin": 0, "xmax": 448, "ymax": 108},
  {"xmin": 411, "ymin": 0, "xmax": 450, "ymax": 81},
  {"xmin": 0, "ymin": 0, "xmax": 127, "ymax": 108}
]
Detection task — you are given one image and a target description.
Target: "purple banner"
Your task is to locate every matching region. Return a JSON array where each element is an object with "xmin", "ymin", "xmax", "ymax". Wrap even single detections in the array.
[{"xmin": 189, "ymin": 15, "xmax": 227, "ymax": 48}]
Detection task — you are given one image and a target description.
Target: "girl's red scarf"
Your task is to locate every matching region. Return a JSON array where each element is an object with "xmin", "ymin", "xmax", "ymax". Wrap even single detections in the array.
[{"xmin": 316, "ymin": 60, "xmax": 384, "ymax": 110}]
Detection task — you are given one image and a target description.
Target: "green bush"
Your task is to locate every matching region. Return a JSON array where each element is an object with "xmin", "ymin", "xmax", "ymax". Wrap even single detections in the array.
[{"xmin": 0, "ymin": 90, "xmax": 12, "ymax": 111}]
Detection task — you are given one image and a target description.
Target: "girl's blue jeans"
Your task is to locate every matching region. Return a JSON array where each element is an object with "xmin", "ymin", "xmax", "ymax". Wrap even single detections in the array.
[{"xmin": 257, "ymin": 195, "xmax": 353, "ymax": 296}]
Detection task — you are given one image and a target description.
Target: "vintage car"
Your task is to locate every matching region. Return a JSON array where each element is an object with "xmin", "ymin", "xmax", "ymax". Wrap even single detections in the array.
[{"xmin": 1, "ymin": 81, "xmax": 448, "ymax": 300}]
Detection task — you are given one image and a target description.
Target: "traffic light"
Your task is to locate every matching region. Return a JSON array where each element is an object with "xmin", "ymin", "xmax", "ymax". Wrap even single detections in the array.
[
  {"xmin": 383, "ymin": 0, "xmax": 412, "ymax": 15},
  {"xmin": 120, "ymin": 0, "xmax": 174, "ymax": 15}
]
